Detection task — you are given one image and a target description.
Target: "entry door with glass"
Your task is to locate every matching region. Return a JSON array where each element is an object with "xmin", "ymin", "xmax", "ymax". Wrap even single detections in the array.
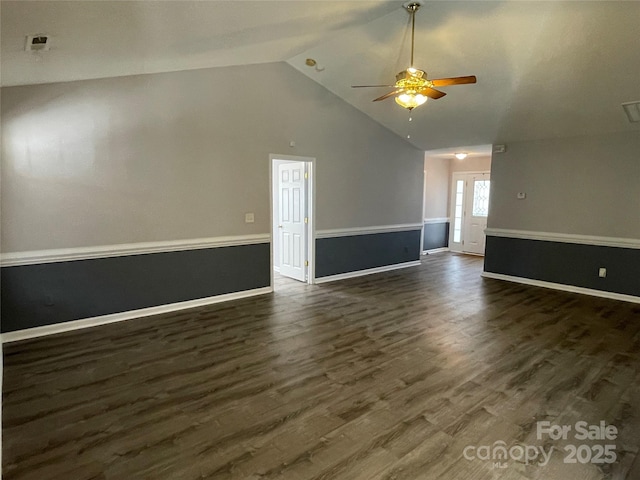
[{"xmin": 449, "ymin": 172, "xmax": 491, "ymax": 255}]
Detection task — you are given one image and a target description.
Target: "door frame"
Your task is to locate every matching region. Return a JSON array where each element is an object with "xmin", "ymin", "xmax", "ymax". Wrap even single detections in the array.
[
  {"xmin": 448, "ymin": 170, "xmax": 490, "ymax": 254},
  {"xmin": 420, "ymin": 169, "xmax": 427, "ymax": 255},
  {"xmin": 270, "ymin": 154, "xmax": 316, "ymax": 286}
]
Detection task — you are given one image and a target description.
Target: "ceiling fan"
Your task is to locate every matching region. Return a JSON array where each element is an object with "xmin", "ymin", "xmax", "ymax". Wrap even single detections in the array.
[{"xmin": 352, "ymin": 2, "xmax": 476, "ymax": 110}]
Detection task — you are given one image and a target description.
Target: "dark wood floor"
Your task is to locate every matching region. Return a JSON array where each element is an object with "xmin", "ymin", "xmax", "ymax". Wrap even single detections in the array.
[{"xmin": 3, "ymin": 253, "xmax": 640, "ymax": 479}]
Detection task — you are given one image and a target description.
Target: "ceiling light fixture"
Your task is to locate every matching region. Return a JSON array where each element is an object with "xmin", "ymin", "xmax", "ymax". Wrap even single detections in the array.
[
  {"xmin": 395, "ymin": 67, "xmax": 428, "ymax": 110},
  {"xmin": 306, "ymin": 58, "xmax": 325, "ymax": 73},
  {"xmin": 455, "ymin": 152, "xmax": 468, "ymax": 160},
  {"xmin": 396, "ymin": 93, "xmax": 427, "ymax": 110}
]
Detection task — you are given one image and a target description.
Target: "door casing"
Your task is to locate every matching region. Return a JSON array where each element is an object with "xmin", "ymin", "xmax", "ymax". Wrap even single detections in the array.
[{"xmin": 270, "ymin": 154, "xmax": 315, "ymax": 285}]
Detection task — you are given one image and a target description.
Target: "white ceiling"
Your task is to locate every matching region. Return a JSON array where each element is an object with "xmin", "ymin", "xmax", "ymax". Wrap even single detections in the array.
[{"xmin": 2, "ymin": 1, "xmax": 639, "ymax": 151}]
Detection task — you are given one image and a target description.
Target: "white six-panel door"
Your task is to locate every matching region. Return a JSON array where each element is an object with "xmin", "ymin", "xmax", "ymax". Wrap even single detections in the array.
[{"xmin": 278, "ymin": 162, "xmax": 307, "ymax": 281}]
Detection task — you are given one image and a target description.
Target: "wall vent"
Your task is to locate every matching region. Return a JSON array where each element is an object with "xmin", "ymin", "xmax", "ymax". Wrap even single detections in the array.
[
  {"xmin": 25, "ymin": 34, "xmax": 51, "ymax": 52},
  {"xmin": 622, "ymin": 101, "xmax": 640, "ymax": 123}
]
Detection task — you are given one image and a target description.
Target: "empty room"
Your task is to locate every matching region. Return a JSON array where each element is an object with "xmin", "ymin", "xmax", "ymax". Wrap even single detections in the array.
[{"xmin": 1, "ymin": 1, "xmax": 639, "ymax": 479}]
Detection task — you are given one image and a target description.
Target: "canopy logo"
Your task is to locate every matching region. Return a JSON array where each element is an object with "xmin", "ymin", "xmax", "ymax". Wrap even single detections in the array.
[
  {"xmin": 463, "ymin": 441, "xmax": 552, "ymax": 469},
  {"xmin": 463, "ymin": 420, "xmax": 618, "ymax": 469}
]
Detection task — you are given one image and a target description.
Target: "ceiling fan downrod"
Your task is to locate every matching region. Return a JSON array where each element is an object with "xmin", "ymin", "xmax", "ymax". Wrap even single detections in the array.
[{"xmin": 406, "ymin": 2, "xmax": 421, "ymax": 68}]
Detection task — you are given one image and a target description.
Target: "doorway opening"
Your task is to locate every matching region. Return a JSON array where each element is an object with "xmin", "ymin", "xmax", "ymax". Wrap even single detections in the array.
[
  {"xmin": 449, "ymin": 171, "xmax": 491, "ymax": 255},
  {"xmin": 270, "ymin": 155, "xmax": 315, "ymax": 289},
  {"xmin": 422, "ymin": 144, "xmax": 492, "ymax": 255}
]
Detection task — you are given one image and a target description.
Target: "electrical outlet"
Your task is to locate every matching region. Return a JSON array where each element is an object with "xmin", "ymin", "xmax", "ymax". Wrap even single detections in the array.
[
  {"xmin": 245, "ymin": 213, "xmax": 255, "ymax": 223},
  {"xmin": 599, "ymin": 268, "xmax": 607, "ymax": 278}
]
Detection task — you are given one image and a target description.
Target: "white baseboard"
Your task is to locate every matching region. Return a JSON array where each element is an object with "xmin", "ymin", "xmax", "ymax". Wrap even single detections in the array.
[
  {"xmin": 482, "ymin": 272, "xmax": 640, "ymax": 304},
  {"xmin": 1, "ymin": 286, "xmax": 273, "ymax": 344},
  {"xmin": 423, "ymin": 247, "xmax": 449, "ymax": 254},
  {"xmin": 314, "ymin": 261, "xmax": 421, "ymax": 284}
]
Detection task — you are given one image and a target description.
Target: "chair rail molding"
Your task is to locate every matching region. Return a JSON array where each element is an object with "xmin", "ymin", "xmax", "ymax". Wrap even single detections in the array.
[
  {"xmin": 423, "ymin": 217, "xmax": 450, "ymax": 224},
  {"xmin": 316, "ymin": 223, "xmax": 422, "ymax": 239},
  {"xmin": 1, "ymin": 234, "xmax": 271, "ymax": 267},
  {"xmin": 485, "ymin": 228, "xmax": 640, "ymax": 250}
]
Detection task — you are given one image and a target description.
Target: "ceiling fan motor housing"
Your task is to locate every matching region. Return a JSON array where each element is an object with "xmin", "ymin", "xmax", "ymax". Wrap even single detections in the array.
[{"xmin": 395, "ymin": 69, "xmax": 431, "ymax": 92}]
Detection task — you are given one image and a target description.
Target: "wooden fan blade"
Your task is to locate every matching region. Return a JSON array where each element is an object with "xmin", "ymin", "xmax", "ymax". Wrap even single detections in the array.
[
  {"xmin": 420, "ymin": 87, "xmax": 447, "ymax": 99},
  {"xmin": 431, "ymin": 75, "xmax": 477, "ymax": 87},
  {"xmin": 352, "ymin": 84, "xmax": 396, "ymax": 88},
  {"xmin": 373, "ymin": 90, "xmax": 403, "ymax": 102}
]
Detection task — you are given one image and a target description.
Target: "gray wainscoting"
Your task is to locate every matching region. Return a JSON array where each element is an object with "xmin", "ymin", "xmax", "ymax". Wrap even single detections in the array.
[
  {"xmin": 1, "ymin": 243, "xmax": 271, "ymax": 333},
  {"xmin": 484, "ymin": 236, "xmax": 640, "ymax": 297},
  {"xmin": 315, "ymin": 230, "xmax": 421, "ymax": 278},
  {"xmin": 423, "ymin": 222, "xmax": 450, "ymax": 251}
]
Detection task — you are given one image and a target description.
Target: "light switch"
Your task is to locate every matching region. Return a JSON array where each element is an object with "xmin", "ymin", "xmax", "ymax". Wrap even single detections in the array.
[{"xmin": 245, "ymin": 213, "xmax": 255, "ymax": 223}]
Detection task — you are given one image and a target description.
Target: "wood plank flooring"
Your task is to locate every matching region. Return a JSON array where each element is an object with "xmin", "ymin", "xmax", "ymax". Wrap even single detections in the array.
[{"xmin": 3, "ymin": 253, "xmax": 640, "ymax": 479}]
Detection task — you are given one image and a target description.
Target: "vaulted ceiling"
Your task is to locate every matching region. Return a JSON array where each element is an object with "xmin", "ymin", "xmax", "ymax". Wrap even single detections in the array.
[{"xmin": 2, "ymin": 1, "xmax": 639, "ymax": 151}]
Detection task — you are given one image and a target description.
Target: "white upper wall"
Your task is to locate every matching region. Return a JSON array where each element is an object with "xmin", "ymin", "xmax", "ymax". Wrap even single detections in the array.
[
  {"xmin": 488, "ymin": 131, "xmax": 640, "ymax": 239},
  {"xmin": 423, "ymin": 157, "xmax": 449, "ymax": 220},
  {"xmin": 1, "ymin": 62, "xmax": 424, "ymax": 252}
]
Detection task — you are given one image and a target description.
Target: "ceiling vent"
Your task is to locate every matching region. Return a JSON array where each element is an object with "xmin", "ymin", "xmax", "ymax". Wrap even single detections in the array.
[
  {"xmin": 622, "ymin": 101, "xmax": 640, "ymax": 123},
  {"xmin": 25, "ymin": 34, "xmax": 51, "ymax": 52},
  {"xmin": 492, "ymin": 144, "xmax": 507, "ymax": 154}
]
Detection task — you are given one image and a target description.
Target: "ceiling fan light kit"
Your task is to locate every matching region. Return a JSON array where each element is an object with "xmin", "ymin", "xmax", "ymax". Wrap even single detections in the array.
[
  {"xmin": 352, "ymin": 2, "xmax": 476, "ymax": 111},
  {"xmin": 396, "ymin": 92, "xmax": 427, "ymax": 109}
]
